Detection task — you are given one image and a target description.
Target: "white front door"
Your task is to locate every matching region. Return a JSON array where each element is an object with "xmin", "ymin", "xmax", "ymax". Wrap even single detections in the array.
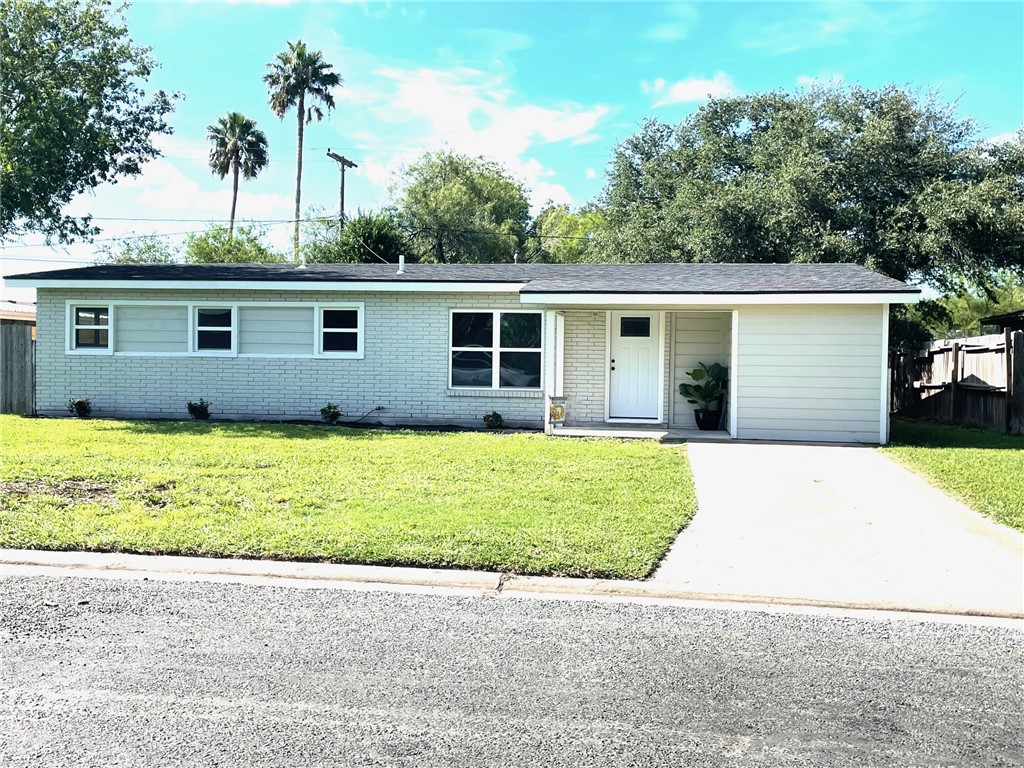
[{"xmin": 608, "ymin": 312, "xmax": 661, "ymax": 420}]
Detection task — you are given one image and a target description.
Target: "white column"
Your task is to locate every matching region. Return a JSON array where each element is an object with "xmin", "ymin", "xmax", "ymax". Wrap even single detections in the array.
[{"xmin": 729, "ymin": 309, "xmax": 739, "ymax": 438}]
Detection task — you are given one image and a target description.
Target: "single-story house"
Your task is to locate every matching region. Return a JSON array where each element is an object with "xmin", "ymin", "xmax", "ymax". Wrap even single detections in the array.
[
  {"xmin": 0, "ymin": 300, "xmax": 37, "ymax": 339},
  {"xmin": 5, "ymin": 261, "xmax": 919, "ymax": 443}
]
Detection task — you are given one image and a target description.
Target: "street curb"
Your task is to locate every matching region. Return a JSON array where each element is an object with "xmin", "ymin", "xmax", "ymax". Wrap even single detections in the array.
[{"xmin": 2, "ymin": 549, "xmax": 1022, "ymax": 621}]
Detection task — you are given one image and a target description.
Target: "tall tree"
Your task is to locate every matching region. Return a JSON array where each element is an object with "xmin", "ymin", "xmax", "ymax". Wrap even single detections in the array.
[
  {"xmin": 395, "ymin": 150, "xmax": 530, "ymax": 263},
  {"xmin": 304, "ymin": 208, "xmax": 411, "ymax": 264},
  {"xmin": 206, "ymin": 112, "xmax": 269, "ymax": 238},
  {"xmin": 599, "ymin": 86, "xmax": 1024, "ymax": 292},
  {"xmin": 263, "ymin": 40, "xmax": 341, "ymax": 263},
  {"xmin": 0, "ymin": 0, "xmax": 176, "ymax": 244}
]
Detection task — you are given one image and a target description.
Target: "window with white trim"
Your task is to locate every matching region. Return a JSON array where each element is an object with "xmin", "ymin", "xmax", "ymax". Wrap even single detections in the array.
[
  {"xmin": 195, "ymin": 307, "xmax": 233, "ymax": 351},
  {"xmin": 319, "ymin": 306, "xmax": 362, "ymax": 357},
  {"xmin": 72, "ymin": 306, "xmax": 110, "ymax": 349},
  {"xmin": 450, "ymin": 311, "xmax": 542, "ymax": 389}
]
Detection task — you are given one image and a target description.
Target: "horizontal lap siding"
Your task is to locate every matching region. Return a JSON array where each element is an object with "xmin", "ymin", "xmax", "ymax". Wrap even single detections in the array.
[
  {"xmin": 36, "ymin": 290, "xmax": 543, "ymax": 427},
  {"xmin": 736, "ymin": 305, "xmax": 883, "ymax": 443},
  {"xmin": 238, "ymin": 307, "xmax": 314, "ymax": 355},
  {"xmin": 114, "ymin": 306, "xmax": 188, "ymax": 353},
  {"xmin": 670, "ymin": 312, "xmax": 730, "ymax": 428}
]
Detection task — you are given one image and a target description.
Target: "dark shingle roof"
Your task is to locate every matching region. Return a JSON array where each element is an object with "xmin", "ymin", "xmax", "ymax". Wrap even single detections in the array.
[{"xmin": 7, "ymin": 262, "xmax": 918, "ymax": 294}]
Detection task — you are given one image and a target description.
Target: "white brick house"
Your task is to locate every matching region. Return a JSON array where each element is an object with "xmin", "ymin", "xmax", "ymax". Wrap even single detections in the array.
[{"xmin": 6, "ymin": 262, "xmax": 919, "ymax": 443}]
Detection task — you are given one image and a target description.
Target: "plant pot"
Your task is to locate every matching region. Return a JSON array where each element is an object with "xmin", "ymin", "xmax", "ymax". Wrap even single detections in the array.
[{"xmin": 693, "ymin": 409, "xmax": 720, "ymax": 431}]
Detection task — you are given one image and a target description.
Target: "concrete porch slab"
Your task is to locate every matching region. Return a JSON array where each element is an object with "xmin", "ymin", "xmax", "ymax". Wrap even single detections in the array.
[{"xmin": 552, "ymin": 425, "xmax": 732, "ymax": 441}]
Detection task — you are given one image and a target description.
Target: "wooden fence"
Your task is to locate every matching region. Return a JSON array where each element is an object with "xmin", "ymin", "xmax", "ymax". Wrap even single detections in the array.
[
  {"xmin": 0, "ymin": 323, "xmax": 35, "ymax": 415},
  {"xmin": 890, "ymin": 330, "xmax": 1023, "ymax": 434}
]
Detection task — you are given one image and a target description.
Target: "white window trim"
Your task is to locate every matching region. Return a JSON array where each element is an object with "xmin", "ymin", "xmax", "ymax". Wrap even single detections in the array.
[
  {"xmin": 192, "ymin": 304, "xmax": 236, "ymax": 356},
  {"xmin": 448, "ymin": 309, "xmax": 544, "ymax": 391},
  {"xmin": 66, "ymin": 302, "xmax": 114, "ymax": 355},
  {"xmin": 314, "ymin": 303, "xmax": 365, "ymax": 359},
  {"xmin": 64, "ymin": 300, "xmax": 364, "ymax": 359}
]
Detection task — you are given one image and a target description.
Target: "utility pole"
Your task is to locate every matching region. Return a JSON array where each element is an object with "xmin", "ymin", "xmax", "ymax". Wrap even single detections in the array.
[{"xmin": 326, "ymin": 150, "xmax": 358, "ymax": 228}]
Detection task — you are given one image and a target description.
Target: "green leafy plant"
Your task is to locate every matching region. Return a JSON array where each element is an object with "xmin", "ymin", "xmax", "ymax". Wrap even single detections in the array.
[
  {"xmin": 483, "ymin": 411, "xmax": 504, "ymax": 429},
  {"xmin": 66, "ymin": 397, "xmax": 91, "ymax": 418},
  {"xmin": 320, "ymin": 402, "xmax": 342, "ymax": 424},
  {"xmin": 678, "ymin": 362, "xmax": 728, "ymax": 411},
  {"xmin": 187, "ymin": 399, "xmax": 211, "ymax": 420}
]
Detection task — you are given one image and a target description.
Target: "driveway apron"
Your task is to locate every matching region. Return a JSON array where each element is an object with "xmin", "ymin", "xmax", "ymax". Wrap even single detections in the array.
[{"xmin": 654, "ymin": 442, "xmax": 1024, "ymax": 616}]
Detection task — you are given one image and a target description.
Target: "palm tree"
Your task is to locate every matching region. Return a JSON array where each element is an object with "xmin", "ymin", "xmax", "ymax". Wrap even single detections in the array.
[
  {"xmin": 264, "ymin": 40, "xmax": 342, "ymax": 262},
  {"xmin": 206, "ymin": 112, "xmax": 269, "ymax": 239}
]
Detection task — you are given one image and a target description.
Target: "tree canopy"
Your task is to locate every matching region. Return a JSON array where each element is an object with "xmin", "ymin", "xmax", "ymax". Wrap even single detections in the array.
[
  {"xmin": 394, "ymin": 151, "xmax": 530, "ymax": 263},
  {"xmin": 0, "ymin": 0, "xmax": 176, "ymax": 244},
  {"xmin": 184, "ymin": 226, "xmax": 284, "ymax": 263},
  {"xmin": 526, "ymin": 204, "xmax": 605, "ymax": 263},
  {"xmin": 598, "ymin": 86, "xmax": 1023, "ymax": 291},
  {"xmin": 304, "ymin": 208, "xmax": 411, "ymax": 264},
  {"xmin": 95, "ymin": 234, "xmax": 179, "ymax": 265}
]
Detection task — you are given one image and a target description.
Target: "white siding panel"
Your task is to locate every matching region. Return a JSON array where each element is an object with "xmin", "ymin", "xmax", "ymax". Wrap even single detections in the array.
[
  {"xmin": 238, "ymin": 306, "xmax": 314, "ymax": 355},
  {"xmin": 736, "ymin": 305, "xmax": 883, "ymax": 443},
  {"xmin": 114, "ymin": 305, "xmax": 187, "ymax": 353},
  {"xmin": 670, "ymin": 312, "xmax": 730, "ymax": 428}
]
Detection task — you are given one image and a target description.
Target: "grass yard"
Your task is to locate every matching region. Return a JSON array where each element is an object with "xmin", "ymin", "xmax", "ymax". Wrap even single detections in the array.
[
  {"xmin": 883, "ymin": 419, "xmax": 1024, "ymax": 532},
  {"xmin": 0, "ymin": 416, "xmax": 697, "ymax": 579}
]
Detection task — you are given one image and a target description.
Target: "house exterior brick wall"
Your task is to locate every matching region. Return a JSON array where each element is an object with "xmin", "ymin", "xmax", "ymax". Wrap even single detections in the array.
[
  {"xmin": 560, "ymin": 311, "xmax": 607, "ymax": 424},
  {"xmin": 37, "ymin": 288, "xmax": 545, "ymax": 427}
]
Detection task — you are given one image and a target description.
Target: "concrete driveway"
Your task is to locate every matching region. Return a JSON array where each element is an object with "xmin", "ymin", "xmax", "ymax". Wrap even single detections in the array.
[{"xmin": 654, "ymin": 443, "xmax": 1024, "ymax": 616}]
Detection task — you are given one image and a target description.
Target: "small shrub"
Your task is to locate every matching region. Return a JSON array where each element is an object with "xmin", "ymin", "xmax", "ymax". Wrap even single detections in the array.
[
  {"xmin": 66, "ymin": 397, "xmax": 91, "ymax": 418},
  {"xmin": 187, "ymin": 399, "xmax": 211, "ymax": 420},
  {"xmin": 320, "ymin": 402, "xmax": 342, "ymax": 424},
  {"xmin": 483, "ymin": 411, "xmax": 504, "ymax": 429}
]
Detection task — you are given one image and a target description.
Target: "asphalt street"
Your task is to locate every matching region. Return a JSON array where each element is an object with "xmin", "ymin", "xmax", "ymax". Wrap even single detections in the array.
[{"xmin": 1, "ymin": 575, "xmax": 1021, "ymax": 767}]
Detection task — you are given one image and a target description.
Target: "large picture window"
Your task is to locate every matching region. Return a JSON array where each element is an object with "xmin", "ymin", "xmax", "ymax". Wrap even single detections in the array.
[
  {"xmin": 73, "ymin": 307, "xmax": 109, "ymax": 349},
  {"xmin": 450, "ymin": 311, "xmax": 542, "ymax": 389}
]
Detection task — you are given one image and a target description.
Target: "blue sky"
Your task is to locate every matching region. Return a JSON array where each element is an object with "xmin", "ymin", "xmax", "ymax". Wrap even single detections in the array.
[{"xmin": 3, "ymin": 0, "xmax": 1022, "ymax": 300}]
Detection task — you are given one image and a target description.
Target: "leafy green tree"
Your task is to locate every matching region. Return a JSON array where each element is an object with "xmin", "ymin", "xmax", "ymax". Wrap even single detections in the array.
[
  {"xmin": 184, "ymin": 226, "xmax": 284, "ymax": 264},
  {"xmin": 304, "ymin": 208, "xmax": 411, "ymax": 264},
  {"xmin": 527, "ymin": 204, "xmax": 606, "ymax": 263},
  {"xmin": 0, "ymin": 0, "xmax": 176, "ymax": 244},
  {"xmin": 908, "ymin": 271, "xmax": 1024, "ymax": 338},
  {"xmin": 206, "ymin": 112, "xmax": 269, "ymax": 238},
  {"xmin": 394, "ymin": 150, "xmax": 530, "ymax": 263},
  {"xmin": 599, "ymin": 86, "xmax": 1023, "ymax": 292},
  {"xmin": 95, "ymin": 234, "xmax": 179, "ymax": 264},
  {"xmin": 264, "ymin": 40, "xmax": 342, "ymax": 262}
]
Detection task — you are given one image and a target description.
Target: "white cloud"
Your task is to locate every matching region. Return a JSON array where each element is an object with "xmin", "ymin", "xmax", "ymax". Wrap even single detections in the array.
[
  {"xmin": 984, "ymin": 132, "xmax": 1019, "ymax": 146},
  {"xmin": 645, "ymin": 3, "xmax": 699, "ymax": 42},
  {"xmin": 333, "ymin": 61, "xmax": 609, "ymax": 210},
  {"xmin": 737, "ymin": 1, "xmax": 932, "ymax": 55},
  {"xmin": 585, "ymin": 167, "xmax": 597, "ymax": 180},
  {"xmin": 641, "ymin": 72, "xmax": 739, "ymax": 106}
]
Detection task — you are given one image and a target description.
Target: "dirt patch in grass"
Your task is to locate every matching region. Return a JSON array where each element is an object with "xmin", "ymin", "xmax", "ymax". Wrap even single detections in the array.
[{"xmin": 1, "ymin": 479, "xmax": 113, "ymax": 503}]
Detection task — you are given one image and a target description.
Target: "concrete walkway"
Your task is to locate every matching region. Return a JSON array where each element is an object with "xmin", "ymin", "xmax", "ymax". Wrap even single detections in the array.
[{"xmin": 654, "ymin": 442, "xmax": 1024, "ymax": 616}]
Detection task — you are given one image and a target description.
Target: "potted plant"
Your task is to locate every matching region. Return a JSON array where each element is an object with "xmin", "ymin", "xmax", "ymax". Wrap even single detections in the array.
[{"xmin": 679, "ymin": 362, "xmax": 728, "ymax": 431}]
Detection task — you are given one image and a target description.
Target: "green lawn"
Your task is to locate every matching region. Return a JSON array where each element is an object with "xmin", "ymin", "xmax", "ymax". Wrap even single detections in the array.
[
  {"xmin": 883, "ymin": 419, "xmax": 1024, "ymax": 532},
  {"xmin": 0, "ymin": 416, "xmax": 697, "ymax": 579}
]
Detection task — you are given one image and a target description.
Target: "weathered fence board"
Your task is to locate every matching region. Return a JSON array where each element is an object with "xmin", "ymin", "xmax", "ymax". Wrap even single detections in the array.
[
  {"xmin": 891, "ymin": 330, "xmax": 1022, "ymax": 434},
  {"xmin": 0, "ymin": 323, "xmax": 35, "ymax": 415}
]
